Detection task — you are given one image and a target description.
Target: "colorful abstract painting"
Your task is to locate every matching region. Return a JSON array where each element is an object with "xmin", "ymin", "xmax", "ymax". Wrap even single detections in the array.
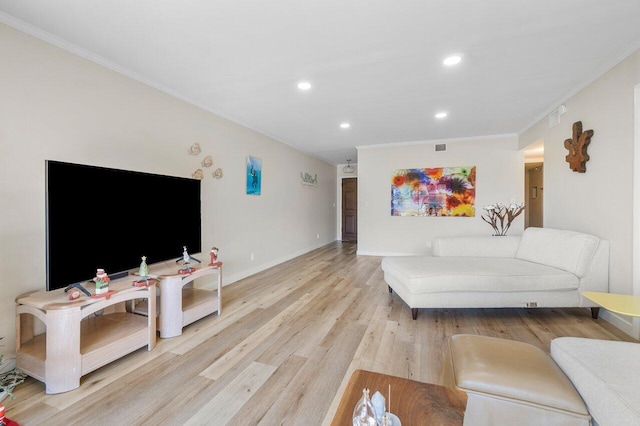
[
  {"xmin": 246, "ymin": 156, "xmax": 262, "ymax": 195},
  {"xmin": 391, "ymin": 166, "xmax": 476, "ymax": 216}
]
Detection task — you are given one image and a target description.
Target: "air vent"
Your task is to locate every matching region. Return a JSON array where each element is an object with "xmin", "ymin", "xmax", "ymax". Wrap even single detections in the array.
[{"xmin": 435, "ymin": 143, "xmax": 447, "ymax": 152}]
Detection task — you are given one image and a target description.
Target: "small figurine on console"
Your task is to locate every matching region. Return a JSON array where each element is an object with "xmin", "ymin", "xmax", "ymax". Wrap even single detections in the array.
[
  {"xmin": 93, "ymin": 268, "xmax": 110, "ymax": 294},
  {"xmin": 132, "ymin": 255, "xmax": 156, "ymax": 286},
  {"xmin": 68, "ymin": 287, "xmax": 81, "ymax": 300},
  {"xmin": 209, "ymin": 246, "xmax": 222, "ymax": 268},
  {"xmin": 209, "ymin": 247, "xmax": 219, "ymax": 264},
  {"xmin": 139, "ymin": 255, "xmax": 149, "ymax": 277},
  {"xmin": 177, "ymin": 246, "xmax": 199, "ymax": 275}
]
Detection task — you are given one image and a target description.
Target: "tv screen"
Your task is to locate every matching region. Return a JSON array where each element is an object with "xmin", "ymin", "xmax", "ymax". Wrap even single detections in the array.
[{"xmin": 46, "ymin": 160, "xmax": 201, "ymax": 291}]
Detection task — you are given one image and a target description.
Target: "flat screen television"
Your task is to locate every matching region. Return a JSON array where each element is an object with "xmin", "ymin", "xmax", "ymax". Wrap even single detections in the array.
[{"xmin": 46, "ymin": 160, "xmax": 201, "ymax": 291}]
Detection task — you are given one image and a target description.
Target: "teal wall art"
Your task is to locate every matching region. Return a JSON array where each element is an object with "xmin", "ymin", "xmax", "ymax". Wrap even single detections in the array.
[{"xmin": 246, "ymin": 156, "xmax": 262, "ymax": 195}]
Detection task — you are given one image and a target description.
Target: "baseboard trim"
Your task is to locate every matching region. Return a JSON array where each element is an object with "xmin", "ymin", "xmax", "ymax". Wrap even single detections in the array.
[
  {"xmin": 598, "ymin": 309, "xmax": 638, "ymax": 339},
  {"xmin": 0, "ymin": 357, "xmax": 16, "ymax": 374},
  {"xmin": 217, "ymin": 242, "xmax": 335, "ymax": 288}
]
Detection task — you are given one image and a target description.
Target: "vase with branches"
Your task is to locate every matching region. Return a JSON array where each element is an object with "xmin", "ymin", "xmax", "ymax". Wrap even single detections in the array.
[{"xmin": 481, "ymin": 203, "xmax": 525, "ymax": 236}]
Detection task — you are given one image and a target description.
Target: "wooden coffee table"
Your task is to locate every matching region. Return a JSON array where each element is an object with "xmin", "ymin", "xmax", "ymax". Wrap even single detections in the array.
[{"xmin": 331, "ymin": 369, "xmax": 467, "ymax": 425}]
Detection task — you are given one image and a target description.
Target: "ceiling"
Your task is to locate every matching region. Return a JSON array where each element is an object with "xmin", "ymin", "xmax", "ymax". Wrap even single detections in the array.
[{"xmin": 2, "ymin": 1, "xmax": 640, "ymax": 165}]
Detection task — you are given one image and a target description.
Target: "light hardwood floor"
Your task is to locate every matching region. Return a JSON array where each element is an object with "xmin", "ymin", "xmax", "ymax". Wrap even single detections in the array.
[{"xmin": 6, "ymin": 242, "xmax": 636, "ymax": 425}]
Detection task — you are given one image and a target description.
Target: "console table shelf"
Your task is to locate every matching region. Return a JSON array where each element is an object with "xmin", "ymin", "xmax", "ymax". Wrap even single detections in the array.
[
  {"xmin": 140, "ymin": 259, "xmax": 222, "ymax": 339},
  {"xmin": 15, "ymin": 277, "xmax": 156, "ymax": 394},
  {"xmin": 182, "ymin": 288, "xmax": 220, "ymax": 327}
]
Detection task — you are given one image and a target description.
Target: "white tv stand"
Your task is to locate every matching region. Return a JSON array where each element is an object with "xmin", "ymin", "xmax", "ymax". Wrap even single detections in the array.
[
  {"xmin": 15, "ymin": 277, "xmax": 156, "ymax": 394},
  {"xmin": 133, "ymin": 257, "xmax": 222, "ymax": 338},
  {"xmin": 15, "ymin": 257, "xmax": 221, "ymax": 394}
]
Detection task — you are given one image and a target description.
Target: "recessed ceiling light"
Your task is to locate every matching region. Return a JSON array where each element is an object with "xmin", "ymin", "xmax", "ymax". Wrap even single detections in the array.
[
  {"xmin": 340, "ymin": 122, "xmax": 350, "ymax": 129},
  {"xmin": 297, "ymin": 81, "xmax": 312, "ymax": 90},
  {"xmin": 443, "ymin": 55, "xmax": 462, "ymax": 66},
  {"xmin": 435, "ymin": 112, "xmax": 448, "ymax": 119}
]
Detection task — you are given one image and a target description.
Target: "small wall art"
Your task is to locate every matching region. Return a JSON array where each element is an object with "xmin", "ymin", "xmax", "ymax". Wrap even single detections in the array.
[
  {"xmin": 391, "ymin": 166, "xmax": 476, "ymax": 217},
  {"xmin": 246, "ymin": 156, "xmax": 262, "ymax": 195},
  {"xmin": 564, "ymin": 121, "xmax": 593, "ymax": 173},
  {"xmin": 300, "ymin": 172, "xmax": 317, "ymax": 187}
]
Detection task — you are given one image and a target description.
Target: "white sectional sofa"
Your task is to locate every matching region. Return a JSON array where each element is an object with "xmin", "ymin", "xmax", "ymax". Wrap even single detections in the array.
[
  {"xmin": 551, "ymin": 337, "xmax": 640, "ymax": 426},
  {"xmin": 381, "ymin": 227, "xmax": 609, "ymax": 319}
]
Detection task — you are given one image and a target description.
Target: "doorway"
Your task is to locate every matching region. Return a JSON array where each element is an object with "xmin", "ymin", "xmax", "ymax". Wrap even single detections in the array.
[
  {"xmin": 525, "ymin": 163, "xmax": 543, "ymax": 228},
  {"xmin": 342, "ymin": 178, "xmax": 357, "ymax": 241}
]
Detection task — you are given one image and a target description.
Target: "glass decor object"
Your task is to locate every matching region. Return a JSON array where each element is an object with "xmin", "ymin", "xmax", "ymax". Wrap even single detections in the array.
[
  {"xmin": 353, "ymin": 388, "xmax": 378, "ymax": 426},
  {"xmin": 371, "ymin": 391, "xmax": 386, "ymax": 425}
]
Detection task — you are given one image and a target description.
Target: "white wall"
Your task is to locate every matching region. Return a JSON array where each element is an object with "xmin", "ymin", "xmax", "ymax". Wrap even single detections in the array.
[
  {"xmin": 357, "ymin": 135, "xmax": 524, "ymax": 255},
  {"xmin": 520, "ymin": 49, "xmax": 640, "ymax": 336},
  {"xmin": 0, "ymin": 23, "xmax": 336, "ymax": 355}
]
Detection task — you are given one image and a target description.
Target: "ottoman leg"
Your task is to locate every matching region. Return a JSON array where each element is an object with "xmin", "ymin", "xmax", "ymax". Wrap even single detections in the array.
[
  {"xmin": 591, "ymin": 307, "xmax": 600, "ymax": 319},
  {"xmin": 388, "ymin": 285, "xmax": 393, "ymax": 293},
  {"xmin": 411, "ymin": 308, "xmax": 418, "ymax": 320}
]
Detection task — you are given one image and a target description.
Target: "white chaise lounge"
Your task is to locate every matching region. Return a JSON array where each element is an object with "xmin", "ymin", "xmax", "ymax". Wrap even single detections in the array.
[{"xmin": 381, "ymin": 227, "xmax": 609, "ymax": 319}]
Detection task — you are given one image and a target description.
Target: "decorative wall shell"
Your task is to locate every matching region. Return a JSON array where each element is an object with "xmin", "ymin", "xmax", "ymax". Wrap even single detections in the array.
[
  {"xmin": 188, "ymin": 143, "xmax": 201, "ymax": 155},
  {"xmin": 201, "ymin": 155, "xmax": 213, "ymax": 167}
]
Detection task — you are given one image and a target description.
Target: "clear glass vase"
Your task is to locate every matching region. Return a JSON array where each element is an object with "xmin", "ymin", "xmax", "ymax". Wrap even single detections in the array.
[{"xmin": 353, "ymin": 388, "xmax": 378, "ymax": 426}]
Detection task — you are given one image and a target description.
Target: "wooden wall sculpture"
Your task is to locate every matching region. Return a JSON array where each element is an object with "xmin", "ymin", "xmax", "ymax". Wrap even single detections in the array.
[{"xmin": 564, "ymin": 121, "xmax": 594, "ymax": 173}]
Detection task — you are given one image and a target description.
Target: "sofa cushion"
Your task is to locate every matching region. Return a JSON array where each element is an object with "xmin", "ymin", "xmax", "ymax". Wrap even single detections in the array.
[
  {"xmin": 433, "ymin": 236, "xmax": 520, "ymax": 258},
  {"xmin": 515, "ymin": 228, "xmax": 599, "ymax": 277},
  {"xmin": 551, "ymin": 337, "xmax": 640, "ymax": 426},
  {"xmin": 381, "ymin": 256, "xmax": 579, "ymax": 294}
]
